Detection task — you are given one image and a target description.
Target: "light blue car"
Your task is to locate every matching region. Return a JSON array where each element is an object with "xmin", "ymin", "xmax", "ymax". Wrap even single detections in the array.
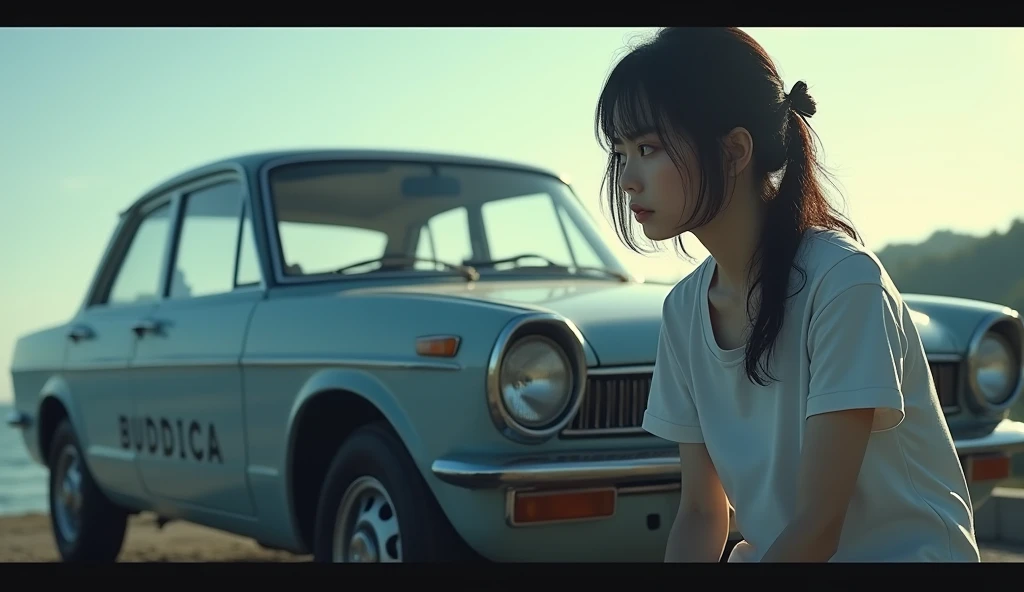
[{"xmin": 8, "ymin": 149, "xmax": 1024, "ymax": 562}]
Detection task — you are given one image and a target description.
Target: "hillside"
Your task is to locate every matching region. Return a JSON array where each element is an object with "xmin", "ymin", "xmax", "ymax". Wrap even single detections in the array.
[{"xmin": 877, "ymin": 218, "xmax": 1024, "ymax": 313}]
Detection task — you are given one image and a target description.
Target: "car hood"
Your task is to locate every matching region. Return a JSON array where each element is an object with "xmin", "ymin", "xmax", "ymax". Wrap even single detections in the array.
[
  {"xmin": 367, "ymin": 279, "xmax": 672, "ymax": 367},
  {"xmin": 357, "ymin": 279, "xmax": 962, "ymax": 367}
]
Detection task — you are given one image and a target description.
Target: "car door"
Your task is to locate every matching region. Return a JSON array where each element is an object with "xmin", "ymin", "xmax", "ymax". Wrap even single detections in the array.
[
  {"xmin": 130, "ymin": 175, "xmax": 263, "ymax": 517},
  {"xmin": 62, "ymin": 196, "xmax": 175, "ymax": 505}
]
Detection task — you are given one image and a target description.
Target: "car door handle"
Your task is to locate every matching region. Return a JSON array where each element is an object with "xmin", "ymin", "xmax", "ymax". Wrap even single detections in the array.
[
  {"xmin": 131, "ymin": 319, "xmax": 164, "ymax": 337},
  {"xmin": 67, "ymin": 325, "xmax": 94, "ymax": 343}
]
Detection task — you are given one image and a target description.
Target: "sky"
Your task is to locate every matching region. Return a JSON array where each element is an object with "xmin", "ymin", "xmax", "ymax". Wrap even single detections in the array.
[{"xmin": 1, "ymin": 26, "xmax": 1023, "ymax": 403}]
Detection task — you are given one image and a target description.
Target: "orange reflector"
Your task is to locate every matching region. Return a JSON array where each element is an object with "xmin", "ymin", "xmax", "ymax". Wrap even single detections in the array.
[
  {"xmin": 969, "ymin": 455, "xmax": 1011, "ymax": 482},
  {"xmin": 415, "ymin": 336, "xmax": 460, "ymax": 358},
  {"xmin": 511, "ymin": 488, "xmax": 616, "ymax": 526}
]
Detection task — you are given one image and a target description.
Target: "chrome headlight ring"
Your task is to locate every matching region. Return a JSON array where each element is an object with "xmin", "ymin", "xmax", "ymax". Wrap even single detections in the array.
[
  {"xmin": 965, "ymin": 310, "xmax": 1024, "ymax": 413},
  {"xmin": 485, "ymin": 313, "xmax": 588, "ymax": 444}
]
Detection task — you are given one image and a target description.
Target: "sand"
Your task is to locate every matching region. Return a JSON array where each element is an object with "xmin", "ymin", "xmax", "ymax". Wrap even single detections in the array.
[
  {"xmin": 2, "ymin": 511, "xmax": 1021, "ymax": 562},
  {"xmin": 0, "ymin": 512, "xmax": 310, "ymax": 562}
]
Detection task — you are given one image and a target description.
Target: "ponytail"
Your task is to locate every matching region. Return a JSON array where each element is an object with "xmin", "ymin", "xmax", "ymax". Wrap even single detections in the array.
[{"xmin": 744, "ymin": 82, "xmax": 855, "ymax": 386}]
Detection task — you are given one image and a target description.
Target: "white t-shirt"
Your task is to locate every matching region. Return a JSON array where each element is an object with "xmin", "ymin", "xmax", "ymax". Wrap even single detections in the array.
[{"xmin": 642, "ymin": 228, "xmax": 980, "ymax": 562}]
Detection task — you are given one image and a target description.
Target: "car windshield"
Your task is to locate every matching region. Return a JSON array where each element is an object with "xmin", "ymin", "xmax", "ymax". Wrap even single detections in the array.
[{"xmin": 265, "ymin": 159, "xmax": 630, "ymax": 282}]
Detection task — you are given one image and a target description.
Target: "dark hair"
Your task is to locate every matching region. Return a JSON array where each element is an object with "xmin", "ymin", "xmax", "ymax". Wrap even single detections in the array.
[{"xmin": 595, "ymin": 27, "xmax": 859, "ymax": 386}]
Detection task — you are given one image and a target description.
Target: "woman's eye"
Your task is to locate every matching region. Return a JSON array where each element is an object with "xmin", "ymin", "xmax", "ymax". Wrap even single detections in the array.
[{"xmin": 639, "ymin": 144, "xmax": 656, "ymax": 156}]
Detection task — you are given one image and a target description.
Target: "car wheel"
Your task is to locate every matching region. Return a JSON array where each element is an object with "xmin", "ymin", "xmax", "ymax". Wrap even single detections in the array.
[
  {"xmin": 313, "ymin": 421, "xmax": 474, "ymax": 562},
  {"xmin": 47, "ymin": 419, "xmax": 129, "ymax": 562}
]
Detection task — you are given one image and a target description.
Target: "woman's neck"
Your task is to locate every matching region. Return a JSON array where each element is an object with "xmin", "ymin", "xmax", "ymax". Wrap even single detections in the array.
[{"xmin": 693, "ymin": 187, "xmax": 765, "ymax": 297}]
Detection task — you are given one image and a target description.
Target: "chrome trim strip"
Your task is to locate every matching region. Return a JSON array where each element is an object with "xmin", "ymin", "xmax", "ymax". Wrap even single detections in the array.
[
  {"xmin": 130, "ymin": 357, "xmax": 240, "ymax": 369},
  {"xmin": 431, "ymin": 448, "xmax": 680, "ymax": 490},
  {"xmin": 485, "ymin": 312, "xmax": 589, "ymax": 445},
  {"xmin": 617, "ymin": 482, "xmax": 679, "ymax": 496},
  {"xmin": 6, "ymin": 411, "xmax": 31, "ymax": 429},
  {"xmin": 242, "ymin": 355, "xmax": 461, "ymax": 372},
  {"xmin": 64, "ymin": 355, "xmax": 462, "ymax": 372},
  {"xmin": 586, "ymin": 364, "xmax": 654, "ymax": 376},
  {"xmin": 562, "ymin": 426, "xmax": 648, "ymax": 437},
  {"xmin": 955, "ymin": 418, "xmax": 1024, "ymax": 456},
  {"xmin": 965, "ymin": 311, "xmax": 1024, "ymax": 413}
]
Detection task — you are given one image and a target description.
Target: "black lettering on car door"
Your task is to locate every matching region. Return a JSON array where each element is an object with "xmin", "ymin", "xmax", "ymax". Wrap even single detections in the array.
[
  {"xmin": 145, "ymin": 418, "xmax": 158, "ymax": 453},
  {"xmin": 189, "ymin": 420, "xmax": 204, "ymax": 461},
  {"xmin": 160, "ymin": 419, "xmax": 174, "ymax": 457},
  {"xmin": 208, "ymin": 424, "xmax": 223, "ymax": 464}
]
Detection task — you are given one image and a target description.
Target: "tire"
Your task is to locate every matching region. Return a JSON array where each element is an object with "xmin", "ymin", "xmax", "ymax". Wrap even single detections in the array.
[
  {"xmin": 47, "ymin": 419, "xmax": 129, "ymax": 562},
  {"xmin": 312, "ymin": 421, "xmax": 474, "ymax": 562}
]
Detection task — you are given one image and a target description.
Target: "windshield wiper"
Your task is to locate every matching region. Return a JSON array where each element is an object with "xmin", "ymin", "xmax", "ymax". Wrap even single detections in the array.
[
  {"xmin": 333, "ymin": 256, "xmax": 480, "ymax": 281},
  {"xmin": 465, "ymin": 253, "xmax": 630, "ymax": 282}
]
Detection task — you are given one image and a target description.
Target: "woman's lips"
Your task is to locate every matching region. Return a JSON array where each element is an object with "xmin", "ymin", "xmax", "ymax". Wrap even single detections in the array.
[{"xmin": 630, "ymin": 204, "xmax": 653, "ymax": 222}]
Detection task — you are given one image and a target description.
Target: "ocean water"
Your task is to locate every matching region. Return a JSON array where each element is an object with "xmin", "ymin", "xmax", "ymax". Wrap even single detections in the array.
[{"xmin": 0, "ymin": 403, "xmax": 49, "ymax": 517}]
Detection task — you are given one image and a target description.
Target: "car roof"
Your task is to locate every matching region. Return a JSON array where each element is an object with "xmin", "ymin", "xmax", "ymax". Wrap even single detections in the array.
[{"xmin": 123, "ymin": 148, "xmax": 566, "ymax": 215}]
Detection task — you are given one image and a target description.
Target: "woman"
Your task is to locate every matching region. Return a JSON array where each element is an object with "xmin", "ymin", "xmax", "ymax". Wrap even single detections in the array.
[{"xmin": 596, "ymin": 27, "xmax": 980, "ymax": 562}]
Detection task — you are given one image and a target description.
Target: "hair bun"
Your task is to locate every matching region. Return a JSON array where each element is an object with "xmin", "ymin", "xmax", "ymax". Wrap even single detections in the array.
[{"xmin": 787, "ymin": 81, "xmax": 816, "ymax": 118}]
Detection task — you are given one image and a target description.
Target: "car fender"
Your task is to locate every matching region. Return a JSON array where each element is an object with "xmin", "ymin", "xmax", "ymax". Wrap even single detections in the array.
[
  {"xmin": 282, "ymin": 367, "xmax": 428, "ymax": 525},
  {"xmin": 35, "ymin": 376, "xmax": 83, "ymax": 463}
]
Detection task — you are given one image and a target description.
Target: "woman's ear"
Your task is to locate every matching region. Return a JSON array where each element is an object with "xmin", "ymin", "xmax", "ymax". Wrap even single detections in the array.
[{"xmin": 722, "ymin": 126, "xmax": 754, "ymax": 177}]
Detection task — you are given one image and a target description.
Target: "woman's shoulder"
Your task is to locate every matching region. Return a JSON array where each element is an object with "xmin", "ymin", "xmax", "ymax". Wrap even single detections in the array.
[{"xmin": 799, "ymin": 227, "xmax": 902, "ymax": 308}]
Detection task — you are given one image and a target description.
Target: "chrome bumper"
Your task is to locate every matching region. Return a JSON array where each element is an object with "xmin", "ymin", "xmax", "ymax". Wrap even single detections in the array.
[
  {"xmin": 5, "ymin": 411, "xmax": 31, "ymax": 429},
  {"xmin": 432, "ymin": 419, "xmax": 1024, "ymax": 492},
  {"xmin": 431, "ymin": 448, "xmax": 679, "ymax": 491},
  {"xmin": 954, "ymin": 418, "xmax": 1024, "ymax": 456}
]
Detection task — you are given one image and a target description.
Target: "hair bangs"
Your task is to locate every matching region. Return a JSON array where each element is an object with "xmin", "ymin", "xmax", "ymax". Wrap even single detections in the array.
[{"xmin": 595, "ymin": 50, "xmax": 714, "ymax": 258}]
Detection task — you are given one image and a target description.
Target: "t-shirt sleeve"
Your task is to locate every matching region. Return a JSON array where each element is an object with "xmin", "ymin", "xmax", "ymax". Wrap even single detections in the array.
[
  {"xmin": 642, "ymin": 323, "xmax": 704, "ymax": 443},
  {"xmin": 806, "ymin": 255, "xmax": 908, "ymax": 432}
]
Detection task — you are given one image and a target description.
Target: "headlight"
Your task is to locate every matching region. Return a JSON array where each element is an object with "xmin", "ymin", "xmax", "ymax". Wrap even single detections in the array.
[
  {"xmin": 967, "ymin": 316, "xmax": 1023, "ymax": 411},
  {"xmin": 498, "ymin": 335, "xmax": 573, "ymax": 429},
  {"xmin": 973, "ymin": 332, "xmax": 1015, "ymax": 404},
  {"xmin": 486, "ymin": 313, "xmax": 588, "ymax": 444}
]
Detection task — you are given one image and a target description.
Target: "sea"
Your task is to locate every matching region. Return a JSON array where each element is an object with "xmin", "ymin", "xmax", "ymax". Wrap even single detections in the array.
[{"xmin": 0, "ymin": 403, "xmax": 49, "ymax": 517}]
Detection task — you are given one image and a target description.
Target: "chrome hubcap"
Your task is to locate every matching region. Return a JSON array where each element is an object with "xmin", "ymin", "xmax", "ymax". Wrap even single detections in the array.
[
  {"xmin": 52, "ymin": 445, "xmax": 84, "ymax": 543},
  {"xmin": 332, "ymin": 476, "xmax": 402, "ymax": 562}
]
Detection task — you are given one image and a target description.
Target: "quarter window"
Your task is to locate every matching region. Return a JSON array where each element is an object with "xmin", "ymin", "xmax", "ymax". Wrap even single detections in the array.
[{"xmin": 106, "ymin": 203, "xmax": 172, "ymax": 306}]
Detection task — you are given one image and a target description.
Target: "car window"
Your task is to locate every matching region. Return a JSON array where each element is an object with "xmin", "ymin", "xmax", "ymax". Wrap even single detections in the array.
[
  {"xmin": 169, "ymin": 181, "xmax": 244, "ymax": 299},
  {"xmin": 106, "ymin": 202, "xmax": 173, "ymax": 306},
  {"xmin": 558, "ymin": 205, "xmax": 605, "ymax": 269},
  {"xmin": 414, "ymin": 206, "xmax": 473, "ymax": 269},
  {"xmin": 265, "ymin": 160, "xmax": 625, "ymax": 279},
  {"xmin": 235, "ymin": 204, "xmax": 262, "ymax": 287},
  {"xmin": 481, "ymin": 193, "xmax": 572, "ymax": 266},
  {"xmin": 277, "ymin": 222, "xmax": 388, "ymax": 276}
]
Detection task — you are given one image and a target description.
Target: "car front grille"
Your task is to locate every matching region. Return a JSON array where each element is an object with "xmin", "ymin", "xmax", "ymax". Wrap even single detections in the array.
[
  {"xmin": 930, "ymin": 361, "xmax": 961, "ymax": 413},
  {"xmin": 562, "ymin": 360, "xmax": 962, "ymax": 437}
]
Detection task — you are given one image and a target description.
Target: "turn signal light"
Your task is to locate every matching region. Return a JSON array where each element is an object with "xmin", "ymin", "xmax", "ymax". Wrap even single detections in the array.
[
  {"xmin": 968, "ymin": 454, "xmax": 1011, "ymax": 482},
  {"xmin": 416, "ymin": 335, "xmax": 460, "ymax": 358},
  {"xmin": 511, "ymin": 488, "xmax": 616, "ymax": 525}
]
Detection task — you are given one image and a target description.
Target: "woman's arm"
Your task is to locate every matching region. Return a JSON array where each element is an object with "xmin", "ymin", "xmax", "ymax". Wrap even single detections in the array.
[
  {"xmin": 665, "ymin": 442, "xmax": 732, "ymax": 562},
  {"xmin": 760, "ymin": 407, "xmax": 875, "ymax": 562}
]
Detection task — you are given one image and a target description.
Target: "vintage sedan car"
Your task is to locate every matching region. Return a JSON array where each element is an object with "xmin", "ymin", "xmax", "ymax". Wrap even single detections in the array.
[{"xmin": 8, "ymin": 149, "xmax": 1024, "ymax": 563}]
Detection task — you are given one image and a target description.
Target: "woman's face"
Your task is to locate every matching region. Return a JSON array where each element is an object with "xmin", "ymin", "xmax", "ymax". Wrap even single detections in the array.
[{"xmin": 613, "ymin": 125, "xmax": 702, "ymax": 242}]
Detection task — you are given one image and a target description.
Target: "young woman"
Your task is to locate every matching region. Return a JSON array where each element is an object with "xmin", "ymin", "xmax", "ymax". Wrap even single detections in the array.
[{"xmin": 596, "ymin": 27, "xmax": 980, "ymax": 562}]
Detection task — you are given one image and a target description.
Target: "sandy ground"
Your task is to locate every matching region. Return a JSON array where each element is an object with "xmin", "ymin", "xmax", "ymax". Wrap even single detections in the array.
[
  {"xmin": 1, "ymin": 511, "xmax": 1022, "ymax": 562},
  {"xmin": 0, "ymin": 512, "xmax": 310, "ymax": 562}
]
